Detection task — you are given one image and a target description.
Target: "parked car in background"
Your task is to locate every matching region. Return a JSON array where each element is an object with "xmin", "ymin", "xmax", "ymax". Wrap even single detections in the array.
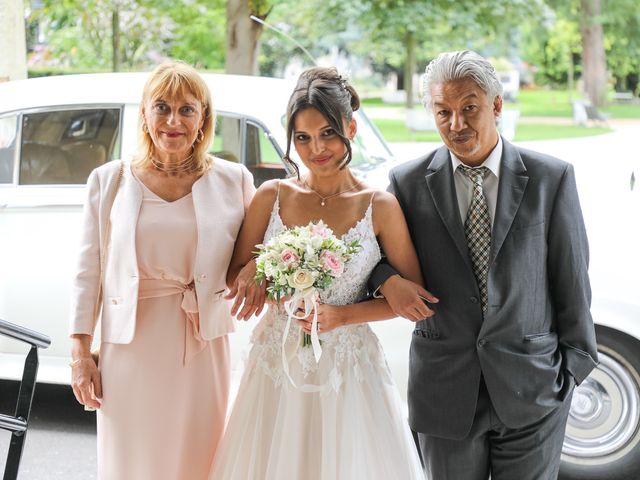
[
  {"xmin": 0, "ymin": 71, "xmax": 394, "ymax": 383},
  {"xmin": 558, "ymin": 147, "xmax": 640, "ymax": 480},
  {"xmin": 1, "ymin": 73, "xmax": 639, "ymax": 479}
]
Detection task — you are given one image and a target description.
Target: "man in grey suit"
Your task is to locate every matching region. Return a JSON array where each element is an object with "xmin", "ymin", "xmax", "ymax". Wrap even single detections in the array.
[{"xmin": 369, "ymin": 50, "xmax": 598, "ymax": 479}]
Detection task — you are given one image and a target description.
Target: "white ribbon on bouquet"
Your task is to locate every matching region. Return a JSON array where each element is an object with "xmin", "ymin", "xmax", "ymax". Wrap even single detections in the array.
[{"xmin": 281, "ymin": 288, "xmax": 324, "ymax": 392}]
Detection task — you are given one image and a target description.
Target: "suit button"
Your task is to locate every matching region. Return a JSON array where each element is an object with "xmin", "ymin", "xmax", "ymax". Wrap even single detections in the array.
[
  {"xmin": 478, "ymin": 339, "xmax": 487, "ymax": 348},
  {"xmin": 470, "ymin": 296, "xmax": 479, "ymax": 304},
  {"xmin": 196, "ymin": 274, "xmax": 207, "ymax": 283}
]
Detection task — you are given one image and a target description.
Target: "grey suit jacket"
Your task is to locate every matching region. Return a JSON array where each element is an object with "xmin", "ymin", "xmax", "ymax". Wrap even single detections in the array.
[{"xmin": 370, "ymin": 138, "xmax": 598, "ymax": 439}]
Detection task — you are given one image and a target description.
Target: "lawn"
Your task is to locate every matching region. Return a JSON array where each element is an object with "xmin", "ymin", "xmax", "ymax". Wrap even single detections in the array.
[
  {"xmin": 508, "ymin": 89, "xmax": 640, "ymax": 119},
  {"xmin": 506, "ymin": 89, "xmax": 575, "ymax": 117},
  {"xmin": 371, "ymin": 118, "xmax": 442, "ymax": 142},
  {"xmin": 371, "ymin": 118, "xmax": 612, "ymax": 143},
  {"xmin": 363, "ymin": 88, "xmax": 640, "ymax": 120},
  {"xmin": 364, "ymin": 87, "xmax": 636, "ymax": 142},
  {"xmin": 513, "ymin": 124, "xmax": 611, "ymax": 141}
]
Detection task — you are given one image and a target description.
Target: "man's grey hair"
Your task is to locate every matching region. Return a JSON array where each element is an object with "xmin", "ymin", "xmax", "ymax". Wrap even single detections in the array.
[{"xmin": 421, "ymin": 50, "xmax": 503, "ymax": 111}]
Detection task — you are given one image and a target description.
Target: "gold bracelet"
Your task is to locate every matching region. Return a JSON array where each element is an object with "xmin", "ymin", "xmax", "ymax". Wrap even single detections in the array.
[{"xmin": 69, "ymin": 358, "xmax": 83, "ymax": 367}]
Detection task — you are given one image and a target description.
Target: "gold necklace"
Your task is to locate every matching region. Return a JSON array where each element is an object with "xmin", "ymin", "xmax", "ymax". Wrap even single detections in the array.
[
  {"xmin": 303, "ymin": 178, "xmax": 360, "ymax": 206},
  {"xmin": 150, "ymin": 154, "xmax": 197, "ymax": 176}
]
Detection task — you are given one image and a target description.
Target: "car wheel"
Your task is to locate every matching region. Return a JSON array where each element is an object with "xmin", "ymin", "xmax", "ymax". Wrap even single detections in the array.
[{"xmin": 560, "ymin": 326, "xmax": 640, "ymax": 480}]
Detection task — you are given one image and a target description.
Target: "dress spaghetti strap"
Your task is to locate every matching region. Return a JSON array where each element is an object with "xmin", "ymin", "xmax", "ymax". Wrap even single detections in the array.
[{"xmin": 274, "ymin": 180, "xmax": 282, "ymax": 212}]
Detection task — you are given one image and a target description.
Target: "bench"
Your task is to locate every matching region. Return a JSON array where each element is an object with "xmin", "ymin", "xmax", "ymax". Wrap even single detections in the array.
[
  {"xmin": 572, "ymin": 100, "xmax": 610, "ymax": 127},
  {"xmin": 405, "ymin": 108, "xmax": 436, "ymax": 132},
  {"xmin": 499, "ymin": 109, "xmax": 520, "ymax": 141},
  {"xmin": 612, "ymin": 92, "xmax": 636, "ymax": 104}
]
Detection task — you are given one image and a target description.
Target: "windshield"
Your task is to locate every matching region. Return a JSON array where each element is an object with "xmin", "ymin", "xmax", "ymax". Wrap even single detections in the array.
[{"xmin": 350, "ymin": 110, "xmax": 394, "ymax": 171}]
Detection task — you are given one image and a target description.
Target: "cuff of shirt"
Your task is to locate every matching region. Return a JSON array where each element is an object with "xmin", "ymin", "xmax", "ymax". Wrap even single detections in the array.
[
  {"xmin": 372, "ymin": 286, "xmax": 385, "ymax": 299},
  {"xmin": 368, "ymin": 263, "xmax": 399, "ymax": 299}
]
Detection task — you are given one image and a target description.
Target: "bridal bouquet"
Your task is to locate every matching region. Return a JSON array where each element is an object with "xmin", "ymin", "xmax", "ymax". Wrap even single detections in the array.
[{"xmin": 254, "ymin": 220, "xmax": 360, "ymax": 363}]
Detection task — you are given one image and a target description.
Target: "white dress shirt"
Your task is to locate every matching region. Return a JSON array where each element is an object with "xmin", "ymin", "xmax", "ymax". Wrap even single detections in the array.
[{"xmin": 450, "ymin": 136, "xmax": 503, "ymax": 228}]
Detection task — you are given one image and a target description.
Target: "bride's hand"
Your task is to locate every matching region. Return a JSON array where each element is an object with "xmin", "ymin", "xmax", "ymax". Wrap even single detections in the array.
[
  {"xmin": 297, "ymin": 303, "xmax": 346, "ymax": 334},
  {"xmin": 379, "ymin": 275, "xmax": 438, "ymax": 321},
  {"xmin": 226, "ymin": 261, "xmax": 267, "ymax": 321}
]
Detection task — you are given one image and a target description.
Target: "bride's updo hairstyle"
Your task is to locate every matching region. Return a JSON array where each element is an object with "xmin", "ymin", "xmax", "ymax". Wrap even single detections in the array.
[{"xmin": 284, "ymin": 67, "xmax": 361, "ymax": 178}]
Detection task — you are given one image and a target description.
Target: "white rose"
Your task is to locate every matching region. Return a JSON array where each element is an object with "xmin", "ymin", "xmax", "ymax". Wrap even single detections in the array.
[
  {"xmin": 314, "ymin": 238, "xmax": 324, "ymax": 250},
  {"xmin": 264, "ymin": 262, "xmax": 278, "ymax": 279},
  {"xmin": 288, "ymin": 269, "xmax": 315, "ymax": 291},
  {"xmin": 306, "ymin": 244, "xmax": 317, "ymax": 258},
  {"xmin": 292, "ymin": 236, "xmax": 308, "ymax": 251}
]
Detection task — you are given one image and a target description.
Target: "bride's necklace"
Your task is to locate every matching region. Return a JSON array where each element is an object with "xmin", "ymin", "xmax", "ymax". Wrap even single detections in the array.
[
  {"xmin": 151, "ymin": 155, "xmax": 197, "ymax": 176},
  {"xmin": 303, "ymin": 178, "xmax": 360, "ymax": 207}
]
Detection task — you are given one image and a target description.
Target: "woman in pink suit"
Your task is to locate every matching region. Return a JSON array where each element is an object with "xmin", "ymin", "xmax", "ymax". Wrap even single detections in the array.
[{"xmin": 68, "ymin": 61, "xmax": 254, "ymax": 480}]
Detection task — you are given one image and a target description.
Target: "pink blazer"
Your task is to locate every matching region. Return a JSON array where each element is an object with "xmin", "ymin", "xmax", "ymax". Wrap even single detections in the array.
[{"xmin": 69, "ymin": 158, "xmax": 255, "ymax": 343}]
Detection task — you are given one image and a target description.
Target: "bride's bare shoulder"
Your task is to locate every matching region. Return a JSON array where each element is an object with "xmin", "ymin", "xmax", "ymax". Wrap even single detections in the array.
[
  {"xmin": 370, "ymin": 189, "xmax": 400, "ymax": 210},
  {"xmin": 369, "ymin": 190, "xmax": 404, "ymax": 234}
]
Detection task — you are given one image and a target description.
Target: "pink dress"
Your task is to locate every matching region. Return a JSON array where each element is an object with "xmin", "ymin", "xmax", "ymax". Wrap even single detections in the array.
[{"xmin": 97, "ymin": 180, "xmax": 230, "ymax": 480}]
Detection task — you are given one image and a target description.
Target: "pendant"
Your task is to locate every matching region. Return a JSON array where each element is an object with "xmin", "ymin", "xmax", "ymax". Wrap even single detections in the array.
[{"xmin": 321, "ymin": 200, "xmax": 325, "ymax": 206}]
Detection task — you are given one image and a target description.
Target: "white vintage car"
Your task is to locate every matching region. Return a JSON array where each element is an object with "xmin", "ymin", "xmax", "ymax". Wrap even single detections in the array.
[
  {"xmin": 0, "ymin": 71, "xmax": 399, "ymax": 389},
  {"xmin": 0, "ymin": 73, "xmax": 639, "ymax": 479}
]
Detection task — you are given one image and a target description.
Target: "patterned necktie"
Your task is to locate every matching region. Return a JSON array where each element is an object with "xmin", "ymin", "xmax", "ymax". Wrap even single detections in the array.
[{"xmin": 458, "ymin": 165, "xmax": 491, "ymax": 312}]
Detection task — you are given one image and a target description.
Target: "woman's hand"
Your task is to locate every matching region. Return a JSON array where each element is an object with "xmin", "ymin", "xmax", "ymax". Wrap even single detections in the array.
[
  {"xmin": 379, "ymin": 275, "xmax": 438, "ymax": 321},
  {"xmin": 297, "ymin": 303, "xmax": 346, "ymax": 334},
  {"xmin": 70, "ymin": 335, "xmax": 102, "ymax": 409},
  {"xmin": 226, "ymin": 260, "xmax": 267, "ymax": 321}
]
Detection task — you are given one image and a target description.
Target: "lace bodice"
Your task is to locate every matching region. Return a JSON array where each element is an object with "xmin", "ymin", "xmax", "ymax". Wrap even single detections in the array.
[
  {"xmin": 263, "ymin": 193, "xmax": 382, "ymax": 306},
  {"xmin": 248, "ymin": 191, "xmax": 389, "ymax": 392}
]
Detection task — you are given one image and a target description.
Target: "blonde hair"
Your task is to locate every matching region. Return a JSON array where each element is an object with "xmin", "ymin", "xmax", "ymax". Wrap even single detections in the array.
[{"xmin": 133, "ymin": 60, "xmax": 215, "ymax": 174}]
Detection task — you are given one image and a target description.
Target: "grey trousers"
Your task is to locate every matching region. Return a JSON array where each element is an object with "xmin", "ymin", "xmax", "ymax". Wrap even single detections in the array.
[{"xmin": 417, "ymin": 379, "xmax": 573, "ymax": 480}]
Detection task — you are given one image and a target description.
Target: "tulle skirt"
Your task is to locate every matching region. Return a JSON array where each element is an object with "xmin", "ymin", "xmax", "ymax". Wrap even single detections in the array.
[{"xmin": 210, "ymin": 310, "xmax": 425, "ymax": 480}]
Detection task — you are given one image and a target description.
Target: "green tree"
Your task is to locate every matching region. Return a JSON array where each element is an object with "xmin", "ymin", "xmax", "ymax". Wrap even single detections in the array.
[
  {"xmin": 271, "ymin": 0, "xmax": 542, "ymax": 107},
  {"xmin": 543, "ymin": 0, "xmax": 608, "ymax": 106},
  {"xmin": 30, "ymin": 0, "xmax": 173, "ymax": 71},
  {"xmin": 28, "ymin": 0, "xmax": 227, "ymax": 72},
  {"xmin": 523, "ymin": 0, "xmax": 639, "ymax": 104},
  {"xmin": 225, "ymin": 0, "xmax": 274, "ymax": 75},
  {"xmin": 601, "ymin": 0, "xmax": 640, "ymax": 93},
  {"xmin": 521, "ymin": 14, "xmax": 582, "ymax": 88},
  {"xmin": 167, "ymin": 0, "xmax": 226, "ymax": 70},
  {"xmin": 579, "ymin": 0, "xmax": 607, "ymax": 107},
  {"xmin": 0, "ymin": 0, "xmax": 28, "ymax": 80}
]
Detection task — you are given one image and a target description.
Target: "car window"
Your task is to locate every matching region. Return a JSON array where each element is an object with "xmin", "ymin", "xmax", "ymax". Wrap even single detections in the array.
[
  {"xmin": 0, "ymin": 115, "xmax": 18, "ymax": 184},
  {"xmin": 19, "ymin": 108, "xmax": 121, "ymax": 185},
  {"xmin": 245, "ymin": 121, "xmax": 286, "ymax": 187},
  {"xmin": 212, "ymin": 115, "xmax": 242, "ymax": 163},
  {"xmin": 350, "ymin": 111, "xmax": 393, "ymax": 170}
]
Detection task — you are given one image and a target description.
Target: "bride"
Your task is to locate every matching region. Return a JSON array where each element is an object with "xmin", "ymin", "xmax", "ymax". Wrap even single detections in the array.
[{"xmin": 211, "ymin": 67, "xmax": 434, "ymax": 479}]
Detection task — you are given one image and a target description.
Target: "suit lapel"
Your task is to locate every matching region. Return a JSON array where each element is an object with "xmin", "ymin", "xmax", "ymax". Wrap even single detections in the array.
[
  {"xmin": 118, "ymin": 163, "xmax": 143, "ymax": 249},
  {"xmin": 491, "ymin": 140, "xmax": 528, "ymax": 265},
  {"xmin": 425, "ymin": 146, "xmax": 471, "ymax": 264}
]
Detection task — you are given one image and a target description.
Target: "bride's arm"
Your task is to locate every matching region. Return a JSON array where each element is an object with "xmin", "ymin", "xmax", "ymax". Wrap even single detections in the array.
[
  {"xmin": 225, "ymin": 180, "xmax": 279, "ymax": 320},
  {"xmin": 298, "ymin": 192, "xmax": 438, "ymax": 333}
]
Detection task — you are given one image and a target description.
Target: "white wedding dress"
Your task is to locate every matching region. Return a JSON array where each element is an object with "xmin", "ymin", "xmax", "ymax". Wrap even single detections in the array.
[{"xmin": 211, "ymin": 193, "xmax": 426, "ymax": 480}]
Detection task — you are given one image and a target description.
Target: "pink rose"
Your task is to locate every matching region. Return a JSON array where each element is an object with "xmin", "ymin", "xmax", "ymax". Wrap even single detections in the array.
[
  {"xmin": 321, "ymin": 251, "xmax": 344, "ymax": 277},
  {"xmin": 281, "ymin": 248, "xmax": 299, "ymax": 265},
  {"xmin": 311, "ymin": 223, "xmax": 330, "ymax": 239}
]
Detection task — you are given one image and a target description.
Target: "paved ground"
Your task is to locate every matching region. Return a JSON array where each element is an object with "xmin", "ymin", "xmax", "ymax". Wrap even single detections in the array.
[{"xmin": 0, "ymin": 380, "xmax": 96, "ymax": 479}]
